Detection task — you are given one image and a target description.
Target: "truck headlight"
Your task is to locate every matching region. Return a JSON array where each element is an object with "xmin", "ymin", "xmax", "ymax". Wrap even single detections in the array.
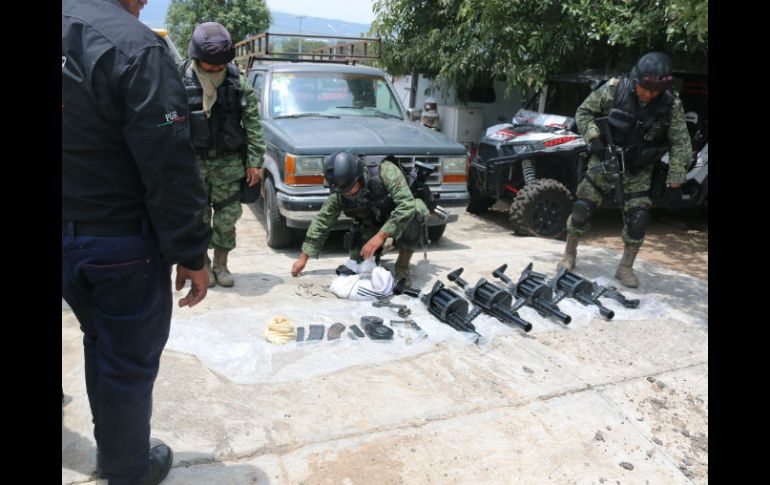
[
  {"xmin": 285, "ymin": 154, "xmax": 325, "ymax": 185},
  {"xmin": 441, "ymin": 157, "xmax": 468, "ymax": 184}
]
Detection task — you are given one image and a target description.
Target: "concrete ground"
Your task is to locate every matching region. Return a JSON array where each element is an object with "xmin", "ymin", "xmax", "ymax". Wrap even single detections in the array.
[{"xmin": 62, "ymin": 201, "xmax": 708, "ymax": 485}]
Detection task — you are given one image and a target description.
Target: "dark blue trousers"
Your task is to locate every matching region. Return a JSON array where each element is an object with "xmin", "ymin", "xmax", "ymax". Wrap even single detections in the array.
[{"xmin": 62, "ymin": 229, "xmax": 172, "ymax": 485}]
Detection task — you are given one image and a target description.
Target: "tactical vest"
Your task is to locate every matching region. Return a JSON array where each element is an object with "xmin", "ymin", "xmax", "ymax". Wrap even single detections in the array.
[
  {"xmin": 607, "ymin": 76, "xmax": 675, "ymax": 171},
  {"xmin": 182, "ymin": 61, "xmax": 247, "ymax": 160},
  {"xmin": 340, "ymin": 164, "xmax": 396, "ymax": 226}
]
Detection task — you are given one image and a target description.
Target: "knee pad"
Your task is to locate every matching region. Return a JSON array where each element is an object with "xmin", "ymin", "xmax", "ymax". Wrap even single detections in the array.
[
  {"xmin": 571, "ymin": 199, "xmax": 597, "ymax": 228},
  {"xmin": 626, "ymin": 207, "xmax": 651, "ymax": 240}
]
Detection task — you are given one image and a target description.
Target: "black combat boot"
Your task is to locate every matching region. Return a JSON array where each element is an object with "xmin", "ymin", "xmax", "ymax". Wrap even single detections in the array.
[{"xmin": 96, "ymin": 439, "xmax": 173, "ymax": 484}]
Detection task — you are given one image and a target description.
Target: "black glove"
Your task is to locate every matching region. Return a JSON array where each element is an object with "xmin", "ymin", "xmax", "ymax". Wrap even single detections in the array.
[
  {"xmin": 589, "ymin": 137, "xmax": 606, "ymax": 156},
  {"xmin": 666, "ymin": 185, "xmax": 683, "ymax": 211}
]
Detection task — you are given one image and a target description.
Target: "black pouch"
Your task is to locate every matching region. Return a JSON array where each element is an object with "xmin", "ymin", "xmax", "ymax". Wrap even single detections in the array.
[
  {"xmin": 240, "ymin": 176, "xmax": 260, "ymax": 203},
  {"xmin": 189, "ymin": 110, "xmax": 210, "ymax": 148}
]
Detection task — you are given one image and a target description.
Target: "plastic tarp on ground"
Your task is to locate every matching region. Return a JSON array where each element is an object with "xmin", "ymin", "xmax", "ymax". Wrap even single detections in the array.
[{"xmin": 165, "ymin": 276, "xmax": 703, "ymax": 385}]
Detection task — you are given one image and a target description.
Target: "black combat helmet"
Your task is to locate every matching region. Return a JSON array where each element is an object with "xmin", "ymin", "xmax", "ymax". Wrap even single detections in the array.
[
  {"xmin": 630, "ymin": 52, "xmax": 674, "ymax": 92},
  {"xmin": 188, "ymin": 22, "xmax": 235, "ymax": 65},
  {"xmin": 324, "ymin": 152, "xmax": 364, "ymax": 193}
]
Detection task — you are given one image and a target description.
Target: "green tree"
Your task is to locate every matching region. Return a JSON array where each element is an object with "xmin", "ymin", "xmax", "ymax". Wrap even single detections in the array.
[
  {"xmin": 167, "ymin": 0, "xmax": 271, "ymax": 59},
  {"xmin": 276, "ymin": 38, "xmax": 330, "ymax": 55},
  {"xmin": 371, "ymin": 0, "xmax": 707, "ymax": 96}
]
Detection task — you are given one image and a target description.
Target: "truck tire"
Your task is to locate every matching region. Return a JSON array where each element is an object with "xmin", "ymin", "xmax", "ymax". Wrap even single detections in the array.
[
  {"xmin": 427, "ymin": 224, "xmax": 446, "ymax": 242},
  {"xmin": 263, "ymin": 177, "xmax": 296, "ymax": 248},
  {"xmin": 509, "ymin": 179, "xmax": 573, "ymax": 239}
]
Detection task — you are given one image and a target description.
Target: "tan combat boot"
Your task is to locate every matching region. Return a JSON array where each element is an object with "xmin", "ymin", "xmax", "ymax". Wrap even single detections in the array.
[
  {"xmin": 213, "ymin": 249, "xmax": 234, "ymax": 287},
  {"xmin": 557, "ymin": 233, "xmax": 580, "ymax": 272},
  {"xmin": 394, "ymin": 248, "xmax": 414, "ymax": 286},
  {"xmin": 615, "ymin": 244, "xmax": 641, "ymax": 288},
  {"xmin": 205, "ymin": 254, "xmax": 216, "ymax": 288}
]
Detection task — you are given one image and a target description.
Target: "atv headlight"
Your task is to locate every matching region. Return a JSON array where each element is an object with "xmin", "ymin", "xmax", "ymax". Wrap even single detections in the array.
[{"xmin": 441, "ymin": 156, "xmax": 468, "ymax": 184}]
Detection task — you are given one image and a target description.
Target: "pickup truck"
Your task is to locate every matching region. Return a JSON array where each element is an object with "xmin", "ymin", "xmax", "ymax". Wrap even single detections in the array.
[{"xmin": 244, "ymin": 61, "xmax": 470, "ymax": 248}]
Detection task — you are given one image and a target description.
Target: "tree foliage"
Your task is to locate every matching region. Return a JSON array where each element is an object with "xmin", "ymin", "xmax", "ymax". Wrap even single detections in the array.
[
  {"xmin": 371, "ymin": 0, "xmax": 708, "ymax": 95},
  {"xmin": 167, "ymin": 0, "xmax": 271, "ymax": 58},
  {"xmin": 276, "ymin": 38, "xmax": 330, "ymax": 55}
]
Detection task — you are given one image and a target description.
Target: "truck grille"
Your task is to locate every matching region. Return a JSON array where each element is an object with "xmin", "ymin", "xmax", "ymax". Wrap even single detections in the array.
[
  {"xmin": 394, "ymin": 156, "xmax": 442, "ymax": 185},
  {"xmin": 321, "ymin": 155, "xmax": 444, "ymax": 187}
]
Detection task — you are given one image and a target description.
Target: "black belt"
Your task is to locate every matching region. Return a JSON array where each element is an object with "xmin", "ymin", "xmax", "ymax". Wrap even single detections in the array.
[{"xmin": 62, "ymin": 220, "xmax": 146, "ymax": 237}]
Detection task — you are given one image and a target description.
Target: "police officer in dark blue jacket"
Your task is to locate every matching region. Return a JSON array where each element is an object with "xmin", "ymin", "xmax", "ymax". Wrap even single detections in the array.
[{"xmin": 62, "ymin": 1, "xmax": 212, "ymax": 483}]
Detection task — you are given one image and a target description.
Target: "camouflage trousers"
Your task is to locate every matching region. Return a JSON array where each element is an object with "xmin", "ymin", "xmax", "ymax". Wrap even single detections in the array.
[
  {"xmin": 566, "ymin": 157, "xmax": 653, "ymax": 246},
  {"xmin": 349, "ymin": 199, "xmax": 430, "ymax": 262},
  {"xmin": 199, "ymin": 158, "xmax": 244, "ymax": 251}
]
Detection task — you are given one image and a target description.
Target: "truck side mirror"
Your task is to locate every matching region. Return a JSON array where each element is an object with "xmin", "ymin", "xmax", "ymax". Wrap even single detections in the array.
[{"xmin": 407, "ymin": 108, "xmax": 422, "ymax": 122}]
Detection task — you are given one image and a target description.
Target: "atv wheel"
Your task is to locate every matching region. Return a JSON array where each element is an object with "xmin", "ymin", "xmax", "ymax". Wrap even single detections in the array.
[{"xmin": 509, "ymin": 179, "xmax": 573, "ymax": 239}]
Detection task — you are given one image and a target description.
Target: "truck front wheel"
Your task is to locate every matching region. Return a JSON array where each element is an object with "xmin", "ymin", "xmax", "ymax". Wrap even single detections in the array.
[{"xmin": 263, "ymin": 177, "xmax": 297, "ymax": 248}]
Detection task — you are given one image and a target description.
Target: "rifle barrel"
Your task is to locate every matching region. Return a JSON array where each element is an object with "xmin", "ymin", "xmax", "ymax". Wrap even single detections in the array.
[{"xmin": 533, "ymin": 299, "xmax": 571, "ymax": 324}]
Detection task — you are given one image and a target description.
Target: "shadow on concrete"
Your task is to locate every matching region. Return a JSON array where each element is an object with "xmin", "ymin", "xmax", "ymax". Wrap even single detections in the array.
[
  {"xmin": 62, "ymin": 425, "xmax": 97, "ymax": 479},
  {"xmin": 459, "ymin": 208, "xmax": 517, "ymax": 235},
  {"xmin": 61, "ymin": 433, "xmax": 271, "ymax": 484},
  {"xmin": 170, "ymin": 454, "xmax": 270, "ymax": 484},
  {"xmin": 209, "ymin": 272, "xmax": 285, "ymax": 298}
]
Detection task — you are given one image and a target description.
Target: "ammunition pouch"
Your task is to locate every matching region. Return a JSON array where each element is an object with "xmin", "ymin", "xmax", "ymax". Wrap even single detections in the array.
[{"xmin": 190, "ymin": 110, "xmax": 211, "ymax": 149}]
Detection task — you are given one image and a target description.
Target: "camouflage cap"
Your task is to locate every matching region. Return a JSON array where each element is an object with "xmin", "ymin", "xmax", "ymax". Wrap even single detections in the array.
[{"xmin": 188, "ymin": 22, "xmax": 235, "ymax": 65}]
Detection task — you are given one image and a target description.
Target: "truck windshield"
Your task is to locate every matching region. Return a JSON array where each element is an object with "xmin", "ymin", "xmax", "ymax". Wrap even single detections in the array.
[{"xmin": 269, "ymin": 72, "xmax": 404, "ymax": 120}]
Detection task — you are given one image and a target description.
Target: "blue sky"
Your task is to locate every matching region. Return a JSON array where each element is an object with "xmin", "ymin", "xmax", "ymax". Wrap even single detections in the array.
[
  {"xmin": 265, "ymin": 0, "xmax": 375, "ymax": 24},
  {"xmin": 141, "ymin": 0, "xmax": 376, "ymax": 29}
]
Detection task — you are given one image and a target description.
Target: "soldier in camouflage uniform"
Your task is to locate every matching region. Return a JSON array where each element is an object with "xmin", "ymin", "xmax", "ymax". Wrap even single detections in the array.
[
  {"xmin": 558, "ymin": 52, "xmax": 692, "ymax": 287},
  {"xmin": 291, "ymin": 152, "xmax": 429, "ymax": 285},
  {"xmin": 183, "ymin": 22, "xmax": 265, "ymax": 287}
]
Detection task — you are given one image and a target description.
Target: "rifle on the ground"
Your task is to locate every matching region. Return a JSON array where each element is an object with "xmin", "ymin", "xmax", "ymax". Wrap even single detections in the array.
[
  {"xmin": 549, "ymin": 267, "xmax": 639, "ymax": 314},
  {"xmin": 595, "ymin": 116, "xmax": 627, "ymax": 228},
  {"xmin": 447, "ymin": 268, "xmax": 533, "ymax": 332},
  {"xmin": 492, "ymin": 263, "xmax": 572, "ymax": 325}
]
